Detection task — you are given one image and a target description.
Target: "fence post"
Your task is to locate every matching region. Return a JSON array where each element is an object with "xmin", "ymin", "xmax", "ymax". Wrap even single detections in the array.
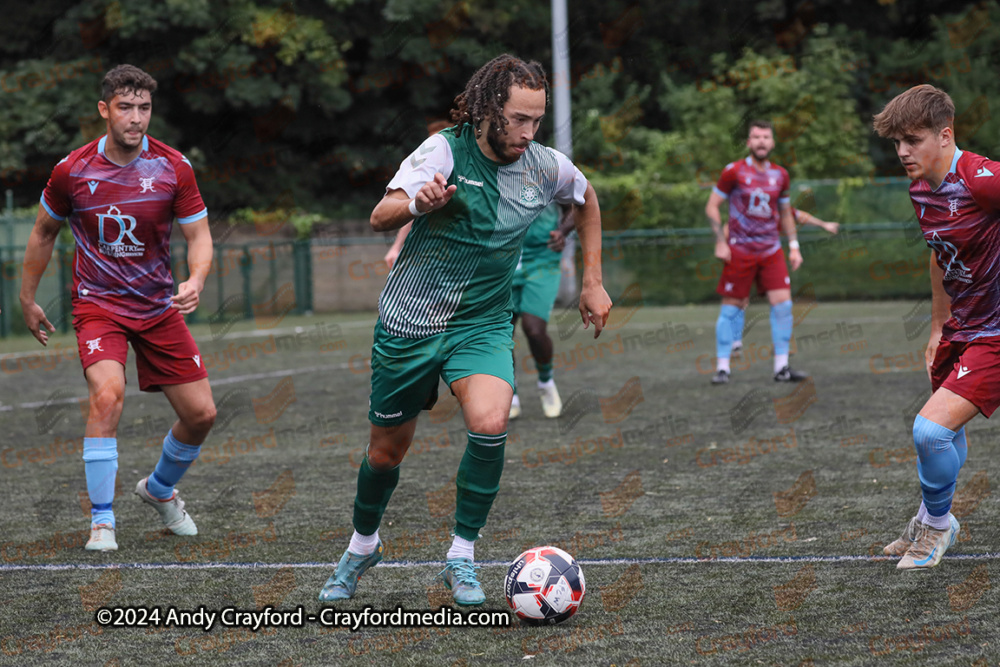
[
  {"xmin": 293, "ymin": 239, "xmax": 312, "ymax": 315},
  {"xmin": 0, "ymin": 246, "xmax": 8, "ymax": 338},
  {"xmin": 240, "ymin": 246, "xmax": 253, "ymax": 320}
]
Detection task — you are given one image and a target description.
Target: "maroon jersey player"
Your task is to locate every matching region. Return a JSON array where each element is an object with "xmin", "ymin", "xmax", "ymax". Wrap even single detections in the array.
[
  {"xmin": 20, "ymin": 65, "xmax": 217, "ymax": 553},
  {"xmin": 873, "ymin": 84, "xmax": 1000, "ymax": 569},
  {"xmin": 705, "ymin": 120, "xmax": 805, "ymax": 385}
]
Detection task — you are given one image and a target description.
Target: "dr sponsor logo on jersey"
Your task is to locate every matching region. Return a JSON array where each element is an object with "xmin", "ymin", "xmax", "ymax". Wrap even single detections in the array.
[
  {"xmin": 747, "ymin": 189, "xmax": 771, "ymax": 217},
  {"xmin": 97, "ymin": 205, "xmax": 145, "ymax": 258},
  {"xmin": 928, "ymin": 232, "xmax": 972, "ymax": 283}
]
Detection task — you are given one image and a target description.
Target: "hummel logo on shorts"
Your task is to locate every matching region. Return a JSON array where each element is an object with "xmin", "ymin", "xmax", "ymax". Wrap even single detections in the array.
[{"xmin": 957, "ymin": 365, "xmax": 972, "ymax": 379}]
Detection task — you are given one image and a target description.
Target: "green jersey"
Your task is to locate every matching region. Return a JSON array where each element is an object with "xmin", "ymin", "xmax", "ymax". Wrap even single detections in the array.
[
  {"xmin": 517, "ymin": 202, "xmax": 561, "ymax": 268},
  {"xmin": 379, "ymin": 125, "xmax": 587, "ymax": 338}
]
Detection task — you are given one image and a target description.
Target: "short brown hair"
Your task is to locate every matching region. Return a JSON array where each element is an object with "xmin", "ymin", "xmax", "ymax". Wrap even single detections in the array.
[
  {"xmin": 873, "ymin": 84, "xmax": 954, "ymax": 138},
  {"xmin": 748, "ymin": 119, "xmax": 773, "ymax": 135},
  {"xmin": 102, "ymin": 64, "xmax": 157, "ymax": 103}
]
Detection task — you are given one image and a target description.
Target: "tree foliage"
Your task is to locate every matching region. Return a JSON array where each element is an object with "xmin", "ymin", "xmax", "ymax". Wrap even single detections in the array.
[{"xmin": 0, "ymin": 0, "xmax": 996, "ymax": 228}]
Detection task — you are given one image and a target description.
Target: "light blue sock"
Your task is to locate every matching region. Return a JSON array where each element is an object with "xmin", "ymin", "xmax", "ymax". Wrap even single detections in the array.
[
  {"xmin": 953, "ymin": 427, "xmax": 968, "ymax": 469},
  {"xmin": 147, "ymin": 430, "xmax": 201, "ymax": 500},
  {"xmin": 716, "ymin": 304, "xmax": 741, "ymax": 361},
  {"xmin": 913, "ymin": 415, "xmax": 961, "ymax": 529},
  {"xmin": 770, "ymin": 300, "xmax": 793, "ymax": 356},
  {"xmin": 82, "ymin": 437, "xmax": 118, "ymax": 528},
  {"xmin": 733, "ymin": 308, "xmax": 745, "ymax": 345}
]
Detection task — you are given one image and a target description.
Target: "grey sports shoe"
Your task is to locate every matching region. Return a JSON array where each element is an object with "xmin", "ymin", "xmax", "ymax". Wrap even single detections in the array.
[{"xmin": 135, "ymin": 478, "xmax": 197, "ymax": 536}]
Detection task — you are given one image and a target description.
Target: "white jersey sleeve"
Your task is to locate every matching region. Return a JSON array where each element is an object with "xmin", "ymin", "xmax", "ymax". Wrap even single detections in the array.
[
  {"xmin": 386, "ymin": 134, "xmax": 454, "ymax": 198},
  {"xmin": 548, "ymin": 148, "xmax": 588, "ymax": 206}
]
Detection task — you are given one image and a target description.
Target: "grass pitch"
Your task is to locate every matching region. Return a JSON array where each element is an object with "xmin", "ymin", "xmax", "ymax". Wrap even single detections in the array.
[{"xmin": 1, "ymin": 301, "xmax": 997, "ymax": 666}]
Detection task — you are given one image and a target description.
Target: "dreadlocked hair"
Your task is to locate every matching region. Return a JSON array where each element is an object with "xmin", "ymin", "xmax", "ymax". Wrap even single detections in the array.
[{"xmin": 449, "ymin": 54, "xmax": 548, "ymax": 138}]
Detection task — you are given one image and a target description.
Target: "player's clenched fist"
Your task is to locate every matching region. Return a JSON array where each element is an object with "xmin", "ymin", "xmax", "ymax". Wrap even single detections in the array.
[{"xmin": 413, "ymin": 173, "xmax": 457, "ymax": 215}]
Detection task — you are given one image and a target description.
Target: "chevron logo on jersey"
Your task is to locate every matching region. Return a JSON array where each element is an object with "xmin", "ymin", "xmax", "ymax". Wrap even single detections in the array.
[
  {"xmin": 975, "ymin": 166, "xmax": 994, "ymax": 178},
  {"xmin": 87, "ymin": 180, "xmax": 99, "ymax": 194}
]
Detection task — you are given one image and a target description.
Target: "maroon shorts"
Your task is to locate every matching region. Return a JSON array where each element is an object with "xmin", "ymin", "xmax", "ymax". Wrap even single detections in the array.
[
  {"xmin": 716, "ymin": 247, "xmax": 791, "ymax": 299},
  {"xmin": 73, "ymin": 301, "xmax": 208, "ymax": 392},
  {"xmin": 931, "ymin": 336, "xmax": 1000, "ymax": 418}
]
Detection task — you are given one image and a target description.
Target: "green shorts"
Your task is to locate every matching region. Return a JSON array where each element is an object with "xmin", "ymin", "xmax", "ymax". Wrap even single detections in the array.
[
  {"xmin": 368, "ymin": 319, "xmax": 515, "ymax": 427},
  {"xmin": 511, "ymin": 259, "xmax": 562, "ymax": 321}
]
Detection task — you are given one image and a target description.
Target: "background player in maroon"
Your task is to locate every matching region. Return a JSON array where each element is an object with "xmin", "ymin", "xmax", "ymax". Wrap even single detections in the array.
[
  {"xmin": 19, "ymin": 65, "xmax": 217, "ymax": 552},
  {"xmin": 705, "ymin": 120, "xmax": 805, "ymax": 384},
  {"xmin": 874, "ymin": 84, "xmax": 1000, "ymax": 569}
]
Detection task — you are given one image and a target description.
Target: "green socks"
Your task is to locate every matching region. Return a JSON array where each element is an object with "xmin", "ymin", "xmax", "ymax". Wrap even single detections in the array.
[
  {"xmin": 352, "ymin": 456, "xmax": 400, "ymax": 535},
  {"xmin": 455, "ymin": 431, "xmax": 506, "ymax": 541}
]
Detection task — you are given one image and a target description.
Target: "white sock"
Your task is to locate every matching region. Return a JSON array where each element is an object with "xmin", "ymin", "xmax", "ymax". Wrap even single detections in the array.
[
  {"xmin": 348, "ymin": 530, "xmax": 379, "ymax": 555},
  {"xmin": 924, "ymin": 512, "xmax": 951, "ymax": 531},
  {"xmin": 916, "ymin": 501, "xmax": 928, "ymax": 524},
  {"xmin": 511, "ymin": 394, "xmax": 520, "ymax": 408},
  {"xmin": 717, "ymin": 358, "xmax": 730, "ymax": 373},
  {"xmin": 447, "ymin": 534, "xmax": 475, "ymax": 561},
  {"xmin": 537, "ymin": 378, "xmax": 555, "ymax": 389},
  {"xmin": 774, "ymin": 353, "xmax": 789, "ymax": 373}
]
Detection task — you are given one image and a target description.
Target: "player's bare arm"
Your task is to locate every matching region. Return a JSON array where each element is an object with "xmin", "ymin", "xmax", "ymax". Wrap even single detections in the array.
[
  {"xmin": 779, "ymin": 201, "xmax": 802, "ymax": 270},
  {"xmin": 706, "ymin": 190, "xmax": 730, "ymax": 263},
  {"xmin": 795, "ymin": 209, "xmax": 839, "ymax": 234},
  {"xmin": 171, "ymin": 216, "xmax": 212, "ymax": 315},
  {"xmin": 925, "ymin": 251, "xmax": 951, "ymax": 382},
  {"xmin": 574, "ymin": 181, "xmax": 612, "ymax": 338},
  {"xmin": 384, "ymin": 221, "xmax": 412, "ymax": 269},
  {"xmin": 371, "ymin": 173, "xmax": 457, "ymax": 232},
  {"xmin": 547, "ymin": 206, "xmax": 575, "ymax": 252},
  {"xmin": 19, "ymin": 205, "xmax": 64, "ymax": 345}
]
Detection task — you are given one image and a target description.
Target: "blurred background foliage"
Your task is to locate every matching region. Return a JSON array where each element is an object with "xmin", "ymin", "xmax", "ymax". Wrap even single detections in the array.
[{"xmin": 1, "ymin": 0, "xmax": 999, "ymax": 229}]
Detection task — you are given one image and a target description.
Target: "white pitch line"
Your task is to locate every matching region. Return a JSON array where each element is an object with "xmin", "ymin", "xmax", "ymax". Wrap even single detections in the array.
[
  {"xmin": 0, "ymin": 362, "xmax": 358, "ymax": 413},
  {"xmin": 3, "ymin": 553, "xmax": 1000, "ymax": 572}
]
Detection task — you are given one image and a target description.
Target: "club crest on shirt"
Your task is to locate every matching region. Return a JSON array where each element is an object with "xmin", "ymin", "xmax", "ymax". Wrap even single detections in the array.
[
  {"xmin": 139, "ymin": 177, "xmax": 156, "ymax": 193},
  {"xmin": 520, "ymin": 184, "xmax": 541, "ymax": 205}
]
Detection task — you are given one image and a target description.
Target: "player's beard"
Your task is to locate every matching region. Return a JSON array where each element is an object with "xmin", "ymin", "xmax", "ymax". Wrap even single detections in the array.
[
  {"xmin": 486, "ymin": 126, "xmax": 525, "ymax": 163},
  {"xmin": 113, "ymin": 126, "xmax": 145, "ymax": 151},
  {"xmin": 751, "ymin": 145, "xmax": 771, "ymax": 161}
]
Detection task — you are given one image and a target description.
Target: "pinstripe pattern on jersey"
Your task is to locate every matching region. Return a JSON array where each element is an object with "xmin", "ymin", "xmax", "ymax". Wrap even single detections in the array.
[{"xmin": 378, "ymin": 131, "xmax": 559, "ymax": 338}]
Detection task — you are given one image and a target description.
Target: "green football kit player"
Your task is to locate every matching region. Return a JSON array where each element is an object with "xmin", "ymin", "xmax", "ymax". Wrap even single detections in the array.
[
  {"xmin": 509, "ymin": 202, "xmax": 575, "ymax": 420},
  {"xmin": 318, "ymin": 54, "xmax": 612, "ymax": 605}
]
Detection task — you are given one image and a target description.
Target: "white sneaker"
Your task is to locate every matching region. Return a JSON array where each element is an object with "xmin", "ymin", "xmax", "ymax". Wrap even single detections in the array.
[
  {"xmin": 897, "ymin": 515, "xmax": 959, "ymax": 570},
  {"xmin": 509, "ymin": 394, "xmax": 521, "ymax": 420},
  {"xmin": 135, "ymin": 478, "xmax": 198, "ymax": 536},
  {"xmin": 85, "ymin": 524, "xmax": 118, "ymax": 552},
  {"xmin": 538, "ymin": 379, "xmax": 562, "ymax": 418}
]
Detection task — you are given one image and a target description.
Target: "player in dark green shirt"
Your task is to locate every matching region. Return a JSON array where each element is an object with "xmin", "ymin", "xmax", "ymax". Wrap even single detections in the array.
[
  {"xmin": 318, "ymin": 54, "xmax": 612, "ymax": 606},
  {"xmin": 509, "ymin": 202, "xmax": 575, "ymax": 419}
]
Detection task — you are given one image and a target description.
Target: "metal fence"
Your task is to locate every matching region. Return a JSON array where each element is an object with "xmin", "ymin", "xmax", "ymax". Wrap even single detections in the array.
[
  {"xmin": 0, "ymin": 220, "xmax": 931, "ymax": 338},
  {"xmin": 0, "ymin": 230, "xmax": 314, "ymax": 338}
]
